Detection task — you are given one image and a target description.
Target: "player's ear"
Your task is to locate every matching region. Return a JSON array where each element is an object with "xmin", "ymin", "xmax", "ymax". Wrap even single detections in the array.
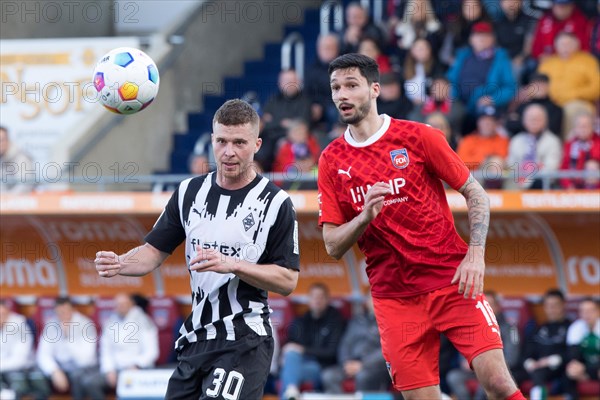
[
  {"xmin": 371, "ymin": 82, "xmax": 381, "ymax": 99},
  {"xmin": 255, "ymin": 137, "xmax": 262, "ymax": 153}
]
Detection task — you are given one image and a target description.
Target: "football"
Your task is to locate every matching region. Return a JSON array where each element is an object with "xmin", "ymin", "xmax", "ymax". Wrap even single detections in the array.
[{"xmin": 92, "ymin": 47, "xmax": 160, "ymax": 114}]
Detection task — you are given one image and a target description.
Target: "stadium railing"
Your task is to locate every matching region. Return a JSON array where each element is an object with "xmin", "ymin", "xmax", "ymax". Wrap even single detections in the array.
[{"xmin": 2, "ymin": 170, "xmax": 599, "ymax": 192}]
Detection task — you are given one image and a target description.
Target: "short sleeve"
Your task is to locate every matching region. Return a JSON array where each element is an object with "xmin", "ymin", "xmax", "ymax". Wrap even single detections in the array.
[
  {"xmin": 259, "ymin": 197, "xmax": 300, "ymax": 270},
  {"xmin": 144, "ymin": 188, "xmax": 186, "ymax": 254},
  {"xmin": 421, "ymin": 125, "xmax": 470, "ymax": 190},
  {"xmin": 317, "ymin": 153, "xmax": 346, "ymax": 227}
]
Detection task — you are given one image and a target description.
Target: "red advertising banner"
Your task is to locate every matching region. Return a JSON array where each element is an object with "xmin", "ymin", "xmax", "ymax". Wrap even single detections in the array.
[{"xmin": 1, "ymin": 191, "xmax": 598, "ymax": 298}]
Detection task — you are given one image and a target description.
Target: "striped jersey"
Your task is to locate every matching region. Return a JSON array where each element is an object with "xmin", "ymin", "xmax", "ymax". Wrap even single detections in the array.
[{"xmin": 145, "ymin": 173, "xmax": 300, "ymax": 348}]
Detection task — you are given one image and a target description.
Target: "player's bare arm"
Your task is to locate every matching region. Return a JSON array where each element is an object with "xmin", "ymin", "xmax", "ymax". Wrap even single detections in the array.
[
  {"xmin": 453, "ymin": 174, "xmax": 490, "ymax": 299},
  {"xmin": 95, "ymin": 243, "xmax": 168, "ymax": 278},
  {"xmin": 190, "ymin": 247, "xmax": 298, "ymax": 296},
  {"xmin": 323, "ymin": 182, "xmax": 390, "ymax": 259}
]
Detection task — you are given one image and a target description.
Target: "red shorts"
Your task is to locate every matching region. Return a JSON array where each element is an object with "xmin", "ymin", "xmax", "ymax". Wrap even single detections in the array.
[{"xmin": 372, "ymin": 285, "xmax": 503, "ymax": 391}]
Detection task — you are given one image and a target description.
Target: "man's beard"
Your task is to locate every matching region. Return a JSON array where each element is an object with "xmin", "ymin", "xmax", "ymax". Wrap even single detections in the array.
[{"xmin": 339, "ymin": 100, "xmax": 371, "ymax": 124}]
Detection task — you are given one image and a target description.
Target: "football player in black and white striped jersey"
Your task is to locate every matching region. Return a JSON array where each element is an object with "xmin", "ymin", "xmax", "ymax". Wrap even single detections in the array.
[{"xmin": 95, "ymin": 99, "xmax": 300, "ymax": 400}]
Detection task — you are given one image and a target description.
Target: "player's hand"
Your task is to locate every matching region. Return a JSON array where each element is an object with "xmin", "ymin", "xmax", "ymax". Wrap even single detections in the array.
[
  {"xmin": 451, "ymin": 246, "xmax": 485, "ymax": 299},
  {"xmin": 95, "ymin": 251, "xmax": 122, "ymax": 278},
  {"xmin": 360, "ymin": 182, "xmax": 390, "ymax": 224},
  {"xmin": 190, "ymin": 246, "xmax": 237, "ymax": 274}
]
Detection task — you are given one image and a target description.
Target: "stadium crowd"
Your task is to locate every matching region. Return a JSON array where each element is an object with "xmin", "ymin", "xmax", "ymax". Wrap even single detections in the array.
[
  {"xmin": 1, "ymin": 287, "xmax": 598, "ymax": 399},
  {"xmin": 185, "ymin": 0, "xmax": 600, "ymax": 191},
  {"xmin": 1, "ymin": 1, "xmax": 599, "ymax": 399}
]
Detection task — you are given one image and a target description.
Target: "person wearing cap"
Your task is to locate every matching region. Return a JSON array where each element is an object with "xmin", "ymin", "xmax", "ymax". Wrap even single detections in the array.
[
  {"xmin": 531, "ymin": 0, "xmax": 590, "ymax": 60},
  {"xmin": 457, "ymin": 106, "xmax": 509, "ymax": 188},
  {"xmin": 505, "ymin": 72, "xmax": 563, "ymax": 137},
  {"xmin": 446, "ymin": 20, "xmax": 516, "ymax": 133}
]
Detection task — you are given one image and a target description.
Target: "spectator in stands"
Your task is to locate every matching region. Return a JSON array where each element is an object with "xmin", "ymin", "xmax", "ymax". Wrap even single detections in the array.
[
  {"xmin": 0, "ymin": 300, "xmax": 50, "ymax": 400},
  {"xmin": 322, "ymin": 290, "xmax": 390, "ymax": 393},
  {"xmin": 439, "ymin": 0, "xmax": 493, "ymax": 66},
  {"xmin": 272, "ymin": 119, "xmax": 320, "ymax": 190},
  {"xmin": 424, "ymin": 112, "xmax": 460, "ymax": 150},
  {"xmin": 492, "ymin": 0, "xmax": 536, "ymax": 83},
  {"xmin": 340, "ymin": 2, "xmax": 386, "ymax": 55},
  {"xmin": 305, "ymin": 33, "xmax": 340, "ymax": 133},
  {"xmin": 506, "ymin": 104, "xmax": 562, "ymax": 189},
  {"xmin": 408, "ymin": 76, "xmax": 465, "ymax": 138},
  {"xmin": 591, "ymin": 1, "xmax": 600, "ymax": 60},
  {"xmin": 259, "ymin": 69, "xmax": 312, "ymax": 171},
  {"xmin": 538, "ymin": 31, "xmax": 600, "ymax": 136},
  {"xmin": 190, "ymin": 133, "xmax": 215, "ymax": 175},
  {"xmin": 446, "ymin": 21, "xmax": 516, "ymax": 134},
  {"xmin": 403, "ymin": 38, "xmax": 446, "ymax": 106},
  {"xmin": 506, "ymin": 72, "xmax": 563, "ymax": 137},
  {"xmin": 446, "ymin": 291, "xmax": 521, "ymax": 400},
  {"xmin": 0, "ymin": 126, "xmax": 36, "ymax": 194},
  {"xmin": 262, "ymin": 69, "xmax": 312, "ymax": 132},
  {"xmin": 457, "ymin": 106, "xmax": 509, "ymax": 188},
  {"xmin": 376, "ymin": 72, "xmax": 413, "ymax": 120},
  {"xmin": 358, "ymin": 36, "xmax": 393, "ymax": 74},
  {"xmin": 560, "ymin": 112, "xmax": 600, "ymax": 189},
  {"xmin": 88, "ymin": 293, "xmax": 159, "ymax": 396},
  {"xmin": 523, "ymin": 289, "xmax": 572, "ymax": 400},
  {"xmin": 37, "ymin": 297, "xmax": 102, "ymax": 400},
  {"xmin": 531, "ymin": 0, "xmax": 590, "ymax": 60},
  {"xmin": 565, "ymin": 298, "xmax": 600, "ymax": 399},
  {"xmin": 279, "ymin": 283, "xmax": 346, "ymax": 400},
  {"xmin": 387, "ymin": 0, "xmax": 461, "ymax": 28},
  {"xmin": 391, "ymin": 0, "xmax": 443, "ymax": 55}
]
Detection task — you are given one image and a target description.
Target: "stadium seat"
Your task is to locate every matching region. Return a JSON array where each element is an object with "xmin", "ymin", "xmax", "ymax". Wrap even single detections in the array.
[
  {"xmin": 565, "ymin": 298, "xmax": 582, "ymax": 322},
  {"xmin": 148, "ymin": 296, "xmax": 182, "ymax": 365},
  {"xmin": 500, "ymin": 297, "xmax": 534, "ymax": 335},
  {"xmin": 268, "ymin": 295, "xmax": 295, "ymax": 345},
  {"xmin": 578, "ymin": 380, "xmax": 600, "ymax": 397},
  {"xmin": 331, "ymin": 297, "xmax": 353, "ymax": 321},
  {"xmin": 0, "ymin": 297, "xmax": 17, "ymax": 311},
  {"xmin": 32, "ymin": 297, "xmax": 57, "ymax": 341},
  {"xmin": 92, "ymin": 296, "xmax": 117, "ymax": 333}
]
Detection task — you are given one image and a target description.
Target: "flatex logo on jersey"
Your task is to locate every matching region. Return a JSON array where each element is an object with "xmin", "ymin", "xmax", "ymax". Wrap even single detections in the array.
[
  {"xmin": 390, "ymin": 148, "xmax": 409, "ymax": 169},
  {"xmin": 191, "ymin": 239, "xmax": 243, "ymax": 258}
]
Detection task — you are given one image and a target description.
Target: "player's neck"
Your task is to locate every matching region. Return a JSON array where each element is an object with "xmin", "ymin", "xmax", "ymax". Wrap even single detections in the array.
[
  {"xmin": 216, "ymin": 169, "xmax": 257, "ymax": 191},
  {"xmin": 348, "ymin": 112, "xmax": 384, "ymax": 143}
]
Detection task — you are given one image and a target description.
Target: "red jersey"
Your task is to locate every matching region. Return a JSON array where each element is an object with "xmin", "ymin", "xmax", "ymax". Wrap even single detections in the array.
[
  {"xmin": 531, "ymin": 8, "xmax": 590, "ymax": 59},
  {"xmin": 318, "ymin": 115, "xmax": 470, "ymax": 298}
]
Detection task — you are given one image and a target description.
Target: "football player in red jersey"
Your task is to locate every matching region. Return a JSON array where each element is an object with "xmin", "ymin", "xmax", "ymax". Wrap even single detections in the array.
[{"xmin": 317, "ymin": 53, "xmax": 525, "ymax": 400}]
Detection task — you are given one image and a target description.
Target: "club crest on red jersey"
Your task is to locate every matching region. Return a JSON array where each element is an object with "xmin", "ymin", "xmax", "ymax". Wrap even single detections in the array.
[{"xmin": 390, "ymin": 148, "xmax": 409, "ymax": 169}]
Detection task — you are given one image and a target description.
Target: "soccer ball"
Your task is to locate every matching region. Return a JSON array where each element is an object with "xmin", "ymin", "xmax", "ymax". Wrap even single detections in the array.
[{"xmin": 92, "ymin": 47, "xmax": 160, "ymax": 114}]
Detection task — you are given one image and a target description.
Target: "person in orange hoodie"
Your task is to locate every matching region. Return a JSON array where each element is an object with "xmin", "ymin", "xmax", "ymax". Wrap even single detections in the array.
[{"xmin": 457, "ymin": 106, "xmax": 509, "ymax": 188}]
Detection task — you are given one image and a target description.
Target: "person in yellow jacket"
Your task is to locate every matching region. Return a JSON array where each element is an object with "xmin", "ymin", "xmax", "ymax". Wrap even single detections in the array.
[{"xmin": 538, "ymin": 31, "xmax": 600, "ymax": 137}]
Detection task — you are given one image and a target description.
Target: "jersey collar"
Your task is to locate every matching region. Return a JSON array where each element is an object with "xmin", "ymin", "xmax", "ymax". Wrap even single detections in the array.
[{"xmin": 344, "ymin": 114, "xmax": 391, "ymax": 148}]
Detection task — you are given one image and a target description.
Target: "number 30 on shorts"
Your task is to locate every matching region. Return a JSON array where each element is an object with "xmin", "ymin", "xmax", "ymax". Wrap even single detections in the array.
[{"xmin": 206, "ymin": 368, "xmax": 245, "ymax": 400}]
